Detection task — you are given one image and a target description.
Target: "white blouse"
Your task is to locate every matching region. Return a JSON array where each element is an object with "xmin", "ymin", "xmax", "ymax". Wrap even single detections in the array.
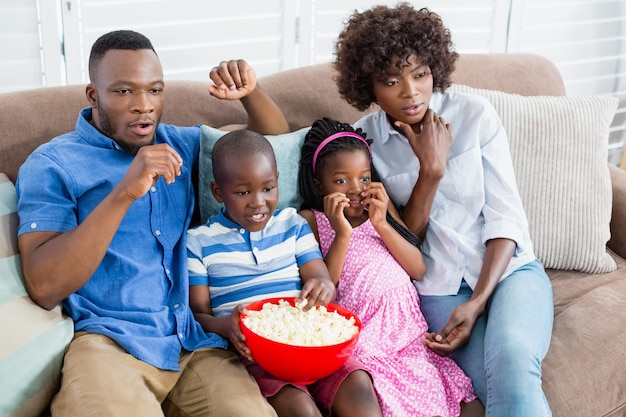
[{"xmin": 354, "ymin": 91, "xmax": 537, "ymax": 296}]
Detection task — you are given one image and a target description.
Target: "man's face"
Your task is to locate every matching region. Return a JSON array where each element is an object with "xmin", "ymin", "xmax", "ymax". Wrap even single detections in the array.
[
  {"xmin": 86, "ymin": 49, "xmax": 164, "ymax": 154},
  {"xmin": 211, "ymin": 152, "xmax": 279, "ymax": 233}
]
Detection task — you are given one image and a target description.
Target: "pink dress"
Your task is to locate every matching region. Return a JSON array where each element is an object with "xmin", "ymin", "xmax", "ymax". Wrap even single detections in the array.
[{"xmin": 313, "ymin": 210, "xmax": 476, "ymax": 417}]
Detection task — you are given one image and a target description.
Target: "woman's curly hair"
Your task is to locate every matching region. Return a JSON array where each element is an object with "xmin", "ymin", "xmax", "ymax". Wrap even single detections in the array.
[{"xmin": 334, "ymin": 3, "xmax": 459, "ymax": 111}]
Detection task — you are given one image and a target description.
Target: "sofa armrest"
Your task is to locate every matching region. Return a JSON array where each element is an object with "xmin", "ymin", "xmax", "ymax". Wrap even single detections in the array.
[{"xmin": 608, "ymin": 164, "xmax": 626, "ymax": 259}]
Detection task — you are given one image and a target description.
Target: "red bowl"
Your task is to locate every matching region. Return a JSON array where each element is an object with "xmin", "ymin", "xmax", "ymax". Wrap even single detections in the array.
[{"xmin": 240, "ymin": 297, "xmax": 361, "ymax": 385}]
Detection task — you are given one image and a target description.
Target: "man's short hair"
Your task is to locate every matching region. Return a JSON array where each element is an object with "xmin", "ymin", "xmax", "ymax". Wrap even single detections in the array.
[{"xmin": 88, "ymin": 30, "xmax": 156, "ymax": 80}]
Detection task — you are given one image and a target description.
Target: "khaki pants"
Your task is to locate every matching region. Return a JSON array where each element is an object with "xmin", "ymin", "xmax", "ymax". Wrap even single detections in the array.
[{"xmin": 51, "ymin": 332, "xmax": 277, "ymax": 417}]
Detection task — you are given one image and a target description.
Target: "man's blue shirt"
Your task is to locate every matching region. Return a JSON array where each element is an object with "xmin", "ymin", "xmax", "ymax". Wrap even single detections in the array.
[{"xmin": 16, "ymin": 108, "xmax": 227, "ymax": 371}]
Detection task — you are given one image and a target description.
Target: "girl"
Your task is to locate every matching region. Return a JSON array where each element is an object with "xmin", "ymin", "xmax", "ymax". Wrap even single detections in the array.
[
  {"xmin": 333, "ymin": 4, "xmax": 554, "ymax": 416},
  {"xmin": 297, "ymin": 117, "xmax": 478, "ymax": 417}
]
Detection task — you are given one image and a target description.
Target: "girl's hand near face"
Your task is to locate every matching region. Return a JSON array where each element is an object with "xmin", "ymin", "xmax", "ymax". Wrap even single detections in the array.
[
  {"xmin": 362, "ymin": 182, "xmax": 389, "ymax": 230},
  {"xmin": 323, "ymin": 192, "xmax": 353, "ymax": 238},
  {"xmin": 395, "ymin": 108, "xmax": 451, "ymax": 179}
]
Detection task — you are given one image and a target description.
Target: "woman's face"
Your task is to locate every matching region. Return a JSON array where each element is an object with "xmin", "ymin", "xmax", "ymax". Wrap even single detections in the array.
[{"xmin": 372, "ymin": 54, "xmax": 433, "ymax": 127}]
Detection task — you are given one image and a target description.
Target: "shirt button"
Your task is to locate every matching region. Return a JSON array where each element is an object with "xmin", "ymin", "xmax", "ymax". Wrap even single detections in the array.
[
  {"xmin": 165, "ymin": 269, "xmax": 170, "ymax": 275},
  {"xmin": 239, "ymin": 228, "xmax": 245, "ymax": 234},
  {"xmin": 252, "ymin": 247, "xmax": 259, "ymax": 253},
  {"xmin": 30, "ymin": 222, "xmax": 37, "ymax": 229},
  {"xmin": 178, "ymin": 332, "xmax": 184, "ymax": 339},
  {"xmin": 151, "ymin": 187, "xmax": 156, "ymax": 193},
  {"xmin": 155, "ymin": 230, "xmax": 161, "ymax": 236},
  {"xmin": 173, "ymin": 304, "xmax": 180, "ymax": 309}
]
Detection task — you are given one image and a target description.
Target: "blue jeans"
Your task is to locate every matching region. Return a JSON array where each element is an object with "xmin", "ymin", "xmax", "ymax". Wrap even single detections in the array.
[{"xmin": 419, "ymin": 260, "xmax": 553, "ymax": 417}]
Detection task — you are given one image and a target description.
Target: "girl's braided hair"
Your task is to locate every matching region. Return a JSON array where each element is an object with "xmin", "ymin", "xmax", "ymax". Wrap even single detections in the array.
[{"xmin": 298, "ymin": 117, "xmax": 421, "ymax": 247}]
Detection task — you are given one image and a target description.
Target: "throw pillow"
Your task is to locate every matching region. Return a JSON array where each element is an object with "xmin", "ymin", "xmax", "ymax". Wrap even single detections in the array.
[
  {"xmin": 0, "ymin": 173, "xmax": 74, "ymax": 417},
  {"xmin": 199, "ymin": 125, "xmax": 309, "ymax": 223},
  {"xmin": 450, "ymin": 84, "xmax": 618, "ymax": 273}
]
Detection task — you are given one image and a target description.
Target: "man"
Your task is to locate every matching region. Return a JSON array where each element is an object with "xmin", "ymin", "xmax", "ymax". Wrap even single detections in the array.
[{"xmin": 16, "ymin": 30, "xmax": 287, "ymax": 416}]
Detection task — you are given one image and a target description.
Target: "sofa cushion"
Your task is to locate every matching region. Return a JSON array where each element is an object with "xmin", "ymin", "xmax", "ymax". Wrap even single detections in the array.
[
  {"xmin": 0, "ymin": 173, "xmax": 74, "ymax": 417},
  {"xmin": 198, "ymin": 125, "xmax": 309, "ymax": 223},
  {"xmin": 545, "ymin": 255, "xmax": 626, "ymax": 416},
  {"xmin": 451, "ymin": 85, "xmax": 618, "ymax": 274}
]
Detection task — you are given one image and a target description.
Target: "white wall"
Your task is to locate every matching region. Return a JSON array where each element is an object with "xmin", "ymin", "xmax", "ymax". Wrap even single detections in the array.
[{"xmin": 1, "ymin": 0, "xmax": 624, "ymax": 164}]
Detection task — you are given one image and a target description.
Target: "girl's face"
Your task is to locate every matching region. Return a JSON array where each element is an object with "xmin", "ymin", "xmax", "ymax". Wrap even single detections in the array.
[
  {"xmin": 372, "ymin": 54, "xmax": 433, "ymax": 127},
  {"xmin": 315, "ymin": 149, "xmax": 371, "ymax": 222}
]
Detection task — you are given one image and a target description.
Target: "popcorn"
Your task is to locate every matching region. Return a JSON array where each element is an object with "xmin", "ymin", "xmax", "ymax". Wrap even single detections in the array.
[{"xmin": 242, "ymin": 299, "xmax": 359, "ymax": 346}]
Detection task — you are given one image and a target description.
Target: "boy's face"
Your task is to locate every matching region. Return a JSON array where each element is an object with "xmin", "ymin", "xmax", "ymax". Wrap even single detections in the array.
[
  {"xmin": 211, "ymin": 152, "xmax": 279, "ymax": 232},
  {"xmin": 372, "ymin": 54, "xmax": 433, "ymax": 127}
]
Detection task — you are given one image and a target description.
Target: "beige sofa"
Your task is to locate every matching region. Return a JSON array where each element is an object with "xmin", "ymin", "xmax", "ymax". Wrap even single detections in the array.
[{"xmin": 1, "ymin": 54, "xmax": 625, "ymax": 417}]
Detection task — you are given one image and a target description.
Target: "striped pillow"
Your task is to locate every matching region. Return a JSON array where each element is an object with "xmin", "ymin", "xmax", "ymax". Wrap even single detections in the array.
[{"xmin": 0, "ymin": 173, "xmax": 74, "ymax": 417}]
